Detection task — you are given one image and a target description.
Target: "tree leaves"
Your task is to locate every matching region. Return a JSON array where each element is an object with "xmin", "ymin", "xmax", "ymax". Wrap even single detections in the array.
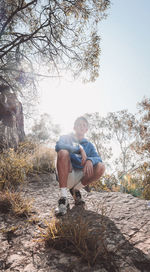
[{"xmin": 0, "ymin": 0, "xmax": 110, "ymax": 92}]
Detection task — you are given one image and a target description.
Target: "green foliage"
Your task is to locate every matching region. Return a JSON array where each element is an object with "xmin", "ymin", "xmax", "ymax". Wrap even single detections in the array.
[
  {"xmin": 129, "ymin": 98, "xmax": 150, "ymax": 199},
  {"xmin": 92, "ymin": 175, "xmax": 120, "ymax": 192},
  {"xmin": 106, "ymin": 110, "xmax": 139, "ymax": 173},
  {"xmin": 89, "ymin": 178, "xmax": 108, "ymax": 192},
  {"xmin": 136, "ymin": 98, "xmax": 150, "ymax": 155},
  {"xmin": 85, "ymin": 104, "xmax": 150, "ymax": 197},
  {"xmin": 127, "ymin": 188, "xmax": 142, "ymax": 198},
  {"xmin": 85, "ymin": 112, "xmax": 113, "ymax": 167},
  {"xmin": 28, "ymin": 113, "xmax": 61, "ymax": 145},
  {"xmin": 143, "ymin": 185, "xmax": 150, "ymax": 200},
  {"xmin": 0, "ymin": 0, "xmax": 110, "ymax": 92},
  {"xmin": 141, "ymin": 163, "xmax": 150, "ymax": 200}
]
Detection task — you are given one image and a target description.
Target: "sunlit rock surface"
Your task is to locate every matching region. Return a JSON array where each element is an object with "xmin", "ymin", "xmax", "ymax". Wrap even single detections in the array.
[{"xmin": 0, "ymin": 173, "xmax": 150, "ymax": 271}]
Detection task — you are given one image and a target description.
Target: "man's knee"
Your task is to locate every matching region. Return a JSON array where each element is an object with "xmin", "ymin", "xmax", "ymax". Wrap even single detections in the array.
[
  {"xmin": 94, "ymin": 163, "xmax": 105, "ymax": 179},
  {"xmin": 57, "ymin": 150, "xmax": 70, "ymax": 160},
  {"xmin": 83, "ymin": 163, "xmax": 105, "ymax": 181}
]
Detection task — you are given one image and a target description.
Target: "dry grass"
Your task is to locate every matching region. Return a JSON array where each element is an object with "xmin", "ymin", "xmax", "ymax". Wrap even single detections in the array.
[
  {"xmin": 30, "ymin": 144, "xmax": 56, "ymax": 173},
  {"xmin": 0, "ymin": 148, "xmax": 32, "ymax": 191},
  {"xmin": 89, "ymin": 179, "xmax": 110, "ymax": 192},
  {"xmin": 0, "ymin": 143, "xmax": 56, "ymax": 191},
  {"xmin": 38, "ymin": 214, "xmax": 109, "ymax": 267},
  {"xmin": 0, "ymin": 190, "xmax": 33, "ymax": 217},
  {"xmin": 0, "ymin": 225, "xmax": 19, "ymax": 240}
]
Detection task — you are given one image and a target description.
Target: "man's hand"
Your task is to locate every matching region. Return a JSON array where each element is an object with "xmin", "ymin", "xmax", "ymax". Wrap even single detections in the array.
[
  {"xmin": 83, "ymin": 160, "xmax": 93, "ymax": 178},
  {"xmin": 80, "ymin": 146, "xmax": 87, "ymax": 166}
]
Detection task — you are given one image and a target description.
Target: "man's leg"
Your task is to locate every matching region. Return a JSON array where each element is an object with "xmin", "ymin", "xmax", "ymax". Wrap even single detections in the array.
[
  {"xmin": 70, "ymin": 163, "xmax": 105, "ymax": 205},
  {"xmin": 56, "ymin": 150, "xmax": 71, "ymax": 215},
  {"xmin": 57, "ymin": 150, "xmax": 71, "ymax": 188},
  {"xmin": 81, "ymin": 162, "xmax": 105, "ymax": 186},
  {"xmin": 73, "ymin": 162, "xmax": 105, "ymax": 192}
]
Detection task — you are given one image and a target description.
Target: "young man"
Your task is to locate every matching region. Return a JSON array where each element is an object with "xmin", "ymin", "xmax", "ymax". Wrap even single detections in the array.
[{"xmin": 55, "ymin": 116, "xmax": 105, "ymax": 215}]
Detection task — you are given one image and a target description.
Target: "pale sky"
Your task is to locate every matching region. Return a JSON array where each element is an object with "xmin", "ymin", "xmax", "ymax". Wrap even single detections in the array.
[{"xmin": 36, "ymin": 0, "xmax": 150, "ymax": 134}]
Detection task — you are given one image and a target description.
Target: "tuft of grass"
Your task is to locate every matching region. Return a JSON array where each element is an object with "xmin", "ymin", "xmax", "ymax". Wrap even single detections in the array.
[
  {"xmin": 0, "ymin": 190, "xmax": 33, "ymax": 217},
  {"xmin": 38, "ymin": 215, "xmax": 108, "ymax": 267}
]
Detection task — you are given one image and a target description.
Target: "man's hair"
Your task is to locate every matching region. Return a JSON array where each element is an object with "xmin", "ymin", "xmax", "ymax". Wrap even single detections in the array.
[{"xmin": 74, "ymin": 116, "xmax": 89, "ymax": 128}]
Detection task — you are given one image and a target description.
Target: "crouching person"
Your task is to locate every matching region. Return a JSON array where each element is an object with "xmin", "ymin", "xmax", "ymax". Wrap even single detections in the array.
[{"xmin": 55, "ymin": 116, "xmax": 105, "ymax": 216}]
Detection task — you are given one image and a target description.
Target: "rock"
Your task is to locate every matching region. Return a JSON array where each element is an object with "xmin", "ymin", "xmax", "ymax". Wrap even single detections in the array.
[
  {"xmin": 0, "ymin": 85, "xmax": 25, "ymax": 150},
  {"xmin": 7, "ymin": 254, "xmax": 26, "ymax": 268},
  {"xmin": 0, "ymin": 240, "xmax": 9, "ymax": 254},
  {"xmin": 23, "ymin": 263, "xmax": 37, "ymax": 272},
  {"xmin": 0, "ymin": 174, "xmax": 150, "ymax": 271}
]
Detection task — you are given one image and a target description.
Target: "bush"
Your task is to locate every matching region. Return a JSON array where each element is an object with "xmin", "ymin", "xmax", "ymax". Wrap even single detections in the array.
[
  {"xmin": 142, "ymin": 164, "xmax": 150, "ymax": 200},
  {"xmin": 17, "ymin": 140, "xmax": 37, "ymax": 155},
  {"xmin": 0, "ymin": 148, "xmax": 32, "ymax": 191},
  {"xmin": 89, "ymin": 175, "xmax": 120, "ymax": 192},
  {"xmin": 89, "ymin": 178, "xmax": 110, "ymax": 192},
  {"xmin": 31, "ymin": 144, "xmax": 56, "ymax": 173},
  {"xmin": 143, "ymin": 184, "xmax": 150, "ymax": 200},
  {"xmin": 0, "ymin": 142, "xmax": 56, "ymax": 191},
  {"xmin": 39, "ymin": 215, "xmax": 108, "ymax": 267},
  {"xmin": 0, "ymin": 190, "xmax": 32, "ymax": 217}
]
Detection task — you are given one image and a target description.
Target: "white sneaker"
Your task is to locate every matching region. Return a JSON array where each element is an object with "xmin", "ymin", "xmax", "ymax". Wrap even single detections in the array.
[{"xmin": 55, "ymin": 197, "xmax": 70, "ymax": 216}]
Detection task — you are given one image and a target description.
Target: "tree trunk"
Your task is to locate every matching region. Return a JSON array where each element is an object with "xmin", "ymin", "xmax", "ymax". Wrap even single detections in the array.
[{"xmin": 0, "ymin": 85, "xmax": 25, "ymax": 151}]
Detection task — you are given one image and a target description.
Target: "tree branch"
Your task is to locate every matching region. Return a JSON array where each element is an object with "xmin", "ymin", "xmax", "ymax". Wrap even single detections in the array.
[{"xmin": 0, "ymin": 0, "xmax": 37, "ymax": 38}]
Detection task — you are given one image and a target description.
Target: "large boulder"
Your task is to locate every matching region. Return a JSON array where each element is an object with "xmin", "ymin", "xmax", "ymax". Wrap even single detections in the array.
[{"xmin": 0, "ymin": 85, "xmax": 25, "ymax": 150}]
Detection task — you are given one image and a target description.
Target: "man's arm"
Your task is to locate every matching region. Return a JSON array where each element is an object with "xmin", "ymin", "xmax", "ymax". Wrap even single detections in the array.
[
  {"xmin": 86, "ymin": 143, "xmax": 102, "ymax": 166},
  {"xmin": 83, "ymin": 143, "xmax": 103, "ymax": 178},
  {"xmin": 55, "ymin": 135, "xmax": 81, "ymax": 154}
]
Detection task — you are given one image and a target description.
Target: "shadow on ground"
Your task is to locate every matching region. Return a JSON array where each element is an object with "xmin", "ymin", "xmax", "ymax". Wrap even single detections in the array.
[{"xmin": 46, "ymin": 205, "xmax": 150, "ymax": 272}]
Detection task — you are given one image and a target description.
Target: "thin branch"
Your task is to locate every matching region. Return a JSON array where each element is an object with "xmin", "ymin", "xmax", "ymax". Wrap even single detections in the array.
[
  {"xmin": 0, "ymin": 20, "xmax": 50, "ymax": 59},
  {"xmin": 0, "ymin": 75, "xmax": 15, "ymax": 92},
  {"xmin": 1, "ymin": 68, "xmax": 62, "ymax": 78},
  {"xmin": 0, "ymin": 0, "xmax": 37, "ymax": 38}
]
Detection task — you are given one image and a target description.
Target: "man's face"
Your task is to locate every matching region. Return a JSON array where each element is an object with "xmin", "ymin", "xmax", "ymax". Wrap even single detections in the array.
[{"xmin": 74, "ymin": 119, "xmax": 88, "ymax": 140}]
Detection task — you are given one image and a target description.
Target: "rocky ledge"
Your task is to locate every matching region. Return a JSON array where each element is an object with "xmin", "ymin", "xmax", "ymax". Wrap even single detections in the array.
[{"xmin": 0, "ymin": 173, "xmax": 150, "ymax": 272}]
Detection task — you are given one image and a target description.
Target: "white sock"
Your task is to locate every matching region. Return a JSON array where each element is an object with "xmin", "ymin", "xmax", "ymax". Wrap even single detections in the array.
[
  {"xmin": 60, "ymin": 187, "xmax": 68, "ymax": 198},
  {"xmin": 73, "ymin": 182, "xmax": 84, "ymax": 191}
]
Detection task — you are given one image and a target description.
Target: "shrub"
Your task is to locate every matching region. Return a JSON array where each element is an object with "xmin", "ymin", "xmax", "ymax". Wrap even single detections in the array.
[
  {"xmin": 89, "ymin": 178, "xmax": 110, "ymax": 192},
  {"xmin": 142, "ymin": 163, "xmax": 150, "ymax": 200},
  {"xmin": 0, "ymin": 190, "xmax": 32, "ymax": 217},
  {"xmin": 38, "ymin": 214, "xmax": 108, "ymax": 267},
  {"xmin": 17, "ymin": 140, "xmax": 37, "ymax": 155},
  {"xmin": 143, "ymin": 184, "xmax": 150, "ymax": 200},
  {"xmin": 89, "ymin": 175, "xmax": 120, "ymax": 192},
  {"xmin": 17, "ymin": 140, "xmax": 56, "ymax": 173},
  {"xmin": 0, "ymin": 148, "xmax": 32, "ymax": 191},
  {"xmin": 126, "ymin": 187, "xmax": 143, "ymax": 198},
  {"xmin": 31, "ymin": 144, "xmax": 56, "ymax": 173}
]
